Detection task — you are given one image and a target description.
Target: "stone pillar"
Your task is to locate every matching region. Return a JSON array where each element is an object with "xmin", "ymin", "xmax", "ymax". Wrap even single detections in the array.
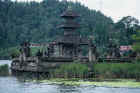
[
  {"xmin": 23, "ymin": 52, "xmax": 26, "ymax": 61},
  {"xmin": 88, "ymin": 45, "xmax": 96, "ymax": 62},
  {"xmin": 78, "ymin": 46, "xmax": 82, "ymax": 58},
  {"xmin": 58, "ymin": 45, "xmax": 61, "ymax": 56},
  {"xmin": 89, "ymin": 46, "xmax": 93, "ymax": 62},
  {"xmin": 19, "ymin": 47, "xmax": 26, "ymax": 62},
  {"xmin": 60, "ymin": 45, "xmax": 64, "ymax": 57},
  {"xmin": 62, "ymin": 47, "xmax": 65, "ymax": 57}
]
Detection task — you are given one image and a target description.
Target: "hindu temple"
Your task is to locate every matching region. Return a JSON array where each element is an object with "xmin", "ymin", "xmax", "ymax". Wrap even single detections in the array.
[{"xmin": 11, "ymin": 7, "xmax": 97, "ymax": 72}]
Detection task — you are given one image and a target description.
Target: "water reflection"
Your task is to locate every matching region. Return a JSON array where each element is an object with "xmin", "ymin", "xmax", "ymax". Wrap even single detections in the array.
[
  {"xmin": 58, "ymin": 85, "xmax": 81, "ymax": 93},
  {"xmin": 0, "ymin": 60, "xmax": 11, "ymax": 66},
  {"xmin": 0, "ymin": 60, "xmax": 140, "ymax": 93}
]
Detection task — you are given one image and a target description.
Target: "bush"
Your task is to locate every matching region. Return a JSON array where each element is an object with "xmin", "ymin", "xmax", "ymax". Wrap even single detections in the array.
[
  {"xmin": 0, "ymin": 46, "xmax": 42, "ymax": 59},
  {"xmin": 0, "ymin": 64, "xmax": 9, "ymax": 76},
  {"xmin": 54, "ymin": 63, "xmax": 89, "ymax": 78},
  {"xmin": 10, "ymin": 48, "xmax": 20, "ymax": 58},
  {"xmin": 0, "ymin": 47, "xmax": 20, "ymax": 59},
  {"xmin": 31, "ymin": 47, "xmax": 42, "ymax": 56},
  {"xmin": 93, "ymin": 63, "xmax": 140, "ymax": 79}
]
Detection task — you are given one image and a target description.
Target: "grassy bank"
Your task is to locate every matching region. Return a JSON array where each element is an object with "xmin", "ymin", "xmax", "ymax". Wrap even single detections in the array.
[
  {"xmin": 52, "ymin": 63, "xmax": 89, "ymax": 78},
  {"xmin": 10, "ymin": 62, "xmax": 140, "ymax": 88},
  {"xmin": 94, "ymin": 63, "xmax": 140, "ymax": 80},
  {"xmin": 24, "ymin": 78, "xmax": 140, "ymax": 88},
  {"xmin": 0, "ymin": 64, "xmax": 9, "ymax": 76},
  {"xmin": 51, "ymin": 62, "xmax": 140, "ymax": 80}
]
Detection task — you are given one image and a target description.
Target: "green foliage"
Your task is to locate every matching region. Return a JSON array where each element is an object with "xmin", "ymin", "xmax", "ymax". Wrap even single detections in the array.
[
  {"xmin": 0, "ymin": 64, "xmax": 9, "ymax": 76},
  {"xmin": 115, "ymin": 16, "xmax": 139, "ymax": 45},
  {"xmin": 0, "ymin": 0, "xmax": 113, "ymax": 49},
  {"xmin": 132, "ymin": 43, "xmax": 140, "ymax": 52},
  {"xmin": 0, "ymin": 46, "xmax": 42, "ymax": 59},
  {"xmin": 94, "ymin": 63, "xmax": 140, "ymax": 79},
  {"xmin": 31, "ymin": 47, "xmax": 42, "ymax": 56},
  {"xmin": 0, "ymin": 47, "xmax": 20, "ymax": 59},
  {"xmin": 0, "ymin": 0, "xmax": 139, "ymax": 57},
  {"xmin": 132, "ymin": 30, "xmax": 140, "ymax": 52},
  {"xmin": 54, "ymin": 63, "xmax": 89, "ymax": 78},
  {"xmin": 10, "ymin": 47, "xmax": 20, "ymax": 58}
]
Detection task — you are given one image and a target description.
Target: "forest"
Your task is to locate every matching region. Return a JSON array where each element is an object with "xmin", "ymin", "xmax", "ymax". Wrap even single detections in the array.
[{"xmin": 0, "ymin": 0, "xmax": 140, "ymax": 59}]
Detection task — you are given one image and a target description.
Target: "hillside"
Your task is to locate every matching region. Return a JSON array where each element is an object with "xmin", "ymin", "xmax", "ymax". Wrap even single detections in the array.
[{"xmin": 0, "ymin": 0, "xmax": 139, "ymax": 59}]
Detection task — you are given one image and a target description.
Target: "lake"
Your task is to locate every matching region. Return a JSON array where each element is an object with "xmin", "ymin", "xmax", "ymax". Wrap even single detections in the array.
[{"xmin": 0, "ymin": 60, "xmax": 140, "ymax": 93}]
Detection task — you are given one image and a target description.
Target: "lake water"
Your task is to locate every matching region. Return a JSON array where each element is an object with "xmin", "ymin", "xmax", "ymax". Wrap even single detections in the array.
[{"xmin": 0, "ymin": 60, "xmax": 140, "ymax": 93}]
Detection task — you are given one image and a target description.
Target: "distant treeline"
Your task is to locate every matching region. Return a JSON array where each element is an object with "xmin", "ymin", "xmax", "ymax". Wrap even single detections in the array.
[{"xmin": 0, "ymin": 0, "xmax": 140, "ymax": 58}]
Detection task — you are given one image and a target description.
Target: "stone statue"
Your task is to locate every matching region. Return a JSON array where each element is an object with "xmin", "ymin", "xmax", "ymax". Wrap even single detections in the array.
[
  {"xmin": 88, "ymin": 38, "xmax": 97, "ymax": 62},
  {"xmin": 36, "ymin": 49, "xmax": 43, "ymax": 57},
  {"xmin": 20, "ymin": 41, "xmax": 31, "ymax": 58}
]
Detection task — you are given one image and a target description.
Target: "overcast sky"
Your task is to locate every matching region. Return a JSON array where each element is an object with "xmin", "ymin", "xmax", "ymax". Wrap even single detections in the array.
[
  {"xmin": 73, "ymin": 0, "xmax": 139, "ymax": 22},
  {"xmin": 16, "ymin": 0, "xmax": 140, "ymax": 22}
]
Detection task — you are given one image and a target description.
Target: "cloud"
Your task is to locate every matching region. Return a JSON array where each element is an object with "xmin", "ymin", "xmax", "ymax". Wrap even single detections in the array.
[{"xmin": 75, "ymin": 0, "xmax": 139, "ymax": 22}]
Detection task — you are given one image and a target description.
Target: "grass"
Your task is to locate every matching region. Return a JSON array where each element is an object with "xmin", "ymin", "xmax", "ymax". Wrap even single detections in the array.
[
  {"xmin": 0, "ymin": 64, "xmax": 9, "ymax": 76},
  {"xmin": 53, "ymin": 62, "xmax": 89, "ymax": 78},
  {"xmin": 52, "ymin": 62, "xmax": 140, "ymax": 79},
  {"xmin": 24, "ymin": 78, "xmax": 140, "ymax": 88},
  {"xmin": 93, "ymin": 63, "xmax": 140, "ymax": 79}
]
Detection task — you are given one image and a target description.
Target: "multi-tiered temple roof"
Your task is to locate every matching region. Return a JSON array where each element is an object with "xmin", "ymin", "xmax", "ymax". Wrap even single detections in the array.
[
  {"xmin": 53, "ymin": 7, "xmax": 91, "ymax": 57},
  {"xmin": 59, "ymin": 7, "xmax": 80, "ymax": 30},
  {"xmin": 61, "ymin": 7, "xmax": 79, "ymax": 18}
]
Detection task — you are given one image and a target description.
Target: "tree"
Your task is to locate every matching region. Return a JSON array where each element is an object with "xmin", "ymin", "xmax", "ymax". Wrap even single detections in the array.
[
  {"xmin": 115, "ymin": 16, "xmax": 139, "ymax": 45},
  {"xmin": 1, "ymin": 0, "xmax": 140, "ymax": 58},
  {"xmin": 132, "ymin": 30, "xmax": 140, "ymax": 58}
]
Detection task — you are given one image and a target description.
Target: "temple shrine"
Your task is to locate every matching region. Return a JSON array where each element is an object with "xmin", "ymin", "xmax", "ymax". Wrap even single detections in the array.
[{"xmin": 11, "ymin": 7, "xmax": 97, "ymax": 72}]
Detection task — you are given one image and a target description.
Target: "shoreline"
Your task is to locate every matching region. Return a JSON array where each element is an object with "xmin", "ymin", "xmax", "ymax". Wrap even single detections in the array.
[{"xmin": 23, "ymin": 78, "xmax": 140, "ymax": 88}]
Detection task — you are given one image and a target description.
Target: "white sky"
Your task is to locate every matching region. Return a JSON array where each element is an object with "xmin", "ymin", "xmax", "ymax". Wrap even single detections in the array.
[{"xmin": 16, "ymin": 0, "xmax": 140, "ymax": 22}]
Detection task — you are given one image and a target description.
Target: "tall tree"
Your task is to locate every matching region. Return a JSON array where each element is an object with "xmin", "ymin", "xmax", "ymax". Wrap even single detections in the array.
[
  {"xmin": 132, "ymin": 30, "xmax": 140, "ymax": 58},
  {"xmin": 115, "ymin": 16, "xmax": 139, "ymax": 45}
]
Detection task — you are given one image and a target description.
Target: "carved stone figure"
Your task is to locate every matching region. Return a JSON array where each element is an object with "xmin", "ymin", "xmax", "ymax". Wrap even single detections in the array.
[{"xmin": 19, "ymin": 41, "xmax": 31, "ymax": 59}]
